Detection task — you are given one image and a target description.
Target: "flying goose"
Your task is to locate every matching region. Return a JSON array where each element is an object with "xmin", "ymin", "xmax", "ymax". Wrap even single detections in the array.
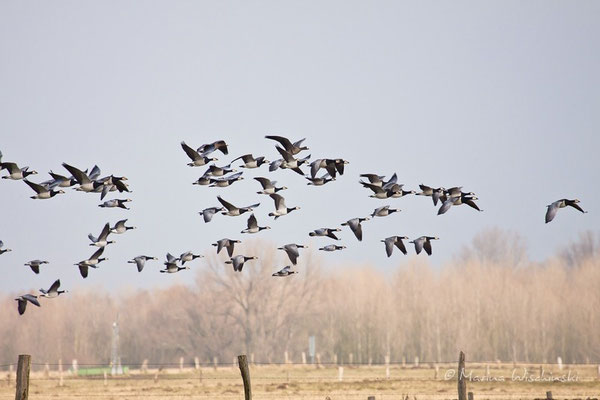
[
  {"xmin": 545, "ymin": 199, "xmax": 587, "ymax": 223},
  {"xmin": 181, "ymin": 141, "xmax": 218, "ymax": 166},
  {"xmin": 128, "ymin": 255, "xmax": 158, "ymax": 272},
  {"xmin": 319, "ymin": 245, "xmax": 346, "ymax": 252},
  {"xmin": 265, "ymin": 135, "xmax": 308, "ymax": 155},
  {"xmin": 410, "ymin": 236, "xmax": 439, "ymax": 256},
  {"xmin": 242, "ymin": 213, "xmax": 271, "ymax": 234},
  {"xmin": 0, "ymin": 240, "xmax": 11, "ymax": 255},
  {"xmin": 381, "ymin": 236, "xmax": 409, "ymax": 257},
  {"xmin": 15, "ymin": 294, "xmax": 40, "ymax": 315},
  {"xmin": 268, "ymin": 193, "xmax": 300, "ymax": 219},
  {"xmin": 275, "ymin": 147, "xmax": 311, "ymax": 175},
  {"xmin": 324, "ymin": 159, "xmax": 349, "ymax": 179},
  {"xmin": 99, "ymin": 198, "xmax": 132, "ymax": 209},
  {"xmin": 75, "ymin": 247, "xmax": 107, "ymax": 278},
  {"xmin": 277, "ymin": 244, "xmax": 307, "ymax": 265},
  {"xmin": 254, "ymin": 177, "xmax": 287, "ymax": 194},
  {"xmin": 225, "ymin": 255, "xmax": 257, "ymax": 272},
  {"xmin": 306, "ymin": 174, "xmax": 335, "ymax": 186},
  {"xmin": 193, "ymin": 172, "xmax": 212, "ymax": 186},
  {"xmin": 196, "ymin": 140, "xmax": 229, "ymax": 156},
  {"xmin": 359, "ymin": 174, "xmax": 386, "ymax": 187},
  {"xmin": 39, "ymin": 279, "xmax": 67, "ymax": 298},
  {"xmin": 0, "ymin": 162, "xmax": 37, "ymax": 180},
  {"xmin": 360, "ymin": 181, "xmax": 401, "ymax": 199},
  {"xmin": 341, "ymin": 217, "xmax": 370, "ymax": 241},
  {"xmin": 217, "ymin": 196, "xmax": 260, "ymax": 216},
  {"xmin": 212, "ymin": 238, "xmax": 240, "ymax": 257},
  {"xmin": 88, "ymin": 223, "xmax": 115, "ymax": 247},
  {"xmin": 161, "ymin": 253, "xmax": 187, "ymax": 273},
  {"xmin": 62, "ymin": 162, "xmax": 98, "ymax": 192},
  {"xmin": 416, "ymin": 185, "xmax": 447, "ymax": 206},
  {"xmin": 110, "ymin": 219, "xmax": 136, "ymax": 234},
  {"xmin": 204, "ymin": 163, "xmax": 236, "ymax": 177},
  {"xmin": 272, "ymin": 266, "xmax": 298, "ymax": 277},
  {"xmin": 231, "ymin": 154, "xmax": 270, "ymax": 169},
  {"xmin": 209, "ymin": 171, "xmax": 244, "ymax": 187},
  {"xmin": 438, "ymin": 193, "xmax": 481, "ymax": 215},
  {"xmin": 200, "ymin": 206, "xmax": 225, "ymax": 223},
  {"xmin": 309, "ymin": 228, "xmax": 341, "ymax": 240},
  {"xmin": 180, "ymin": 251, "xmax": 203, "ymax": 265},
  {"xmin": 42, "ymin": 171, "xmax": 77, "ymax": 188},
  {"xmin": 371, "ymin": 205, "xmax": 400, "ymax": 217},
  {"xmin": 24, "ymin": 259, "xmax": 49, "ymax": 274},
  {"xmin": 22, "ymin": 180, "xmax": 65, "ymax": 199}
]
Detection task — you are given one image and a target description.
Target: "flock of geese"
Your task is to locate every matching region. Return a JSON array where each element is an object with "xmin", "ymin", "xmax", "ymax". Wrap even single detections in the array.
[{"xmin": 0, "ymin": 137, "xmax": 588, "ymax": 315}]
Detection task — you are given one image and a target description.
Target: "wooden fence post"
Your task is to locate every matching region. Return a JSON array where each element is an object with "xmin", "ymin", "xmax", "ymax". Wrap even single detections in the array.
[
  {"xmin": 468, "ymin": 392, "xmax": 474, "ymax": 400},
  {"xmin": 238, "ymin": 355, "xmax": 252, "ymax": 400},
  {"xmin": 458, "ymin": 351, "xmax": 467, "ymax": 400},
  {"xmin": 15, "ymin": 354, "xmax": 31, "ymax": 400},
  {"xmin": 546, "ymin": 391, "xmax": 553, "ymax": 400}
]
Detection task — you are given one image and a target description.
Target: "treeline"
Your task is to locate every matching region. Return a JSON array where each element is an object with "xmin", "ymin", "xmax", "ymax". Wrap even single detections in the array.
[{"xmin": 1, "ymin": 230, "xmax": 598, "ymax": 366}]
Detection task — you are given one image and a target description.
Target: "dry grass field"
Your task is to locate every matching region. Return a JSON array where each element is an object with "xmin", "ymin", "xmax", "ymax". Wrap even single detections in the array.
[{"xmin": 1, "ymin": 362, "xmax": 599, "ymax": 400}]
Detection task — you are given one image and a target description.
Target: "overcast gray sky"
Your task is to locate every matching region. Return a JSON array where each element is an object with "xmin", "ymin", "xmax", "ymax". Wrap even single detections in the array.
[{"xmin": 1, "ymin": 1, "xmax": 599, "ymax": 294}]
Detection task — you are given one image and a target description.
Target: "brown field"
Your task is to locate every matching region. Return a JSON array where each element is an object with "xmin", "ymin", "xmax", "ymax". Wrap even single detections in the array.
[{"xmin": 2, "ymin": 362, "xmax": 599, "ymax": 400}]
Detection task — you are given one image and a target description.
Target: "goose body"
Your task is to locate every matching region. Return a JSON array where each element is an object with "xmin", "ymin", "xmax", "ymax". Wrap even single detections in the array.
[
  {"xmin": 204, "ymin": 163, "xmax": 235, "ymax": 177},
  {"xmin": 272, "ymin": 266, "xmax": 298, "ymax": 277},
  {"xmin": 265, "ymin": 135, "xmax": 308, "ymax": 155},
  {"xmin": 196, "ymin": 140, "xmax": 229, "ymax": 156},
  {"xmin": 212, "ymin": 238, "xmax": 240, "ymax": 257},
  {"xmin": 23, "ymin": 180, "xmax": 64, "ymax": 199},
  {"xmin": 268, "ymin": 193, "xmax": 300, "ymax": 219},
  {"xmin": 546, "ymin": 198, "xmax": 587, "ymax": 223},
  {"xmin": 306, "ymin": 174, "xmax": 334, "ymax": 186},
  {"xmin": 225, "ymin": 255, "xmax": 257, "ymax": 272},
  {"xmin": 161, "ymin": 252, "xmax": 187, "ymax": 273},
  {"xmin": 410, "ymin": 236, "xmax": 439, "ymax": 256},
  {"xmin": 242, "ymin": 213, "xmax": 271, "ymax": 234},
  {"xmin": 75, "ymin": 247, "xmax": 108, "ymax": 278},
  {"xmin": 128, "ymin": 255, "xmax": 157, "ymax": 272},
  {"xmin": 15, "ymin": 294, "xmax": 40, "ymax": 315},
  {"xmin": 371, "ymin": 205, "xmax": 400, "ymax": 217},
  {"xmin": 200, "ymin": 206, "xmax": 225, "ymax": 222},
  {"xmin": 319, "ymin": 245, "xmax": 346, "ymax": 252},
  {"xmin": 39, "ymin": 279, "xmax": 67, "ymax": 298},
  {"xmin": 341, "ymin": 217, "xmax": 370, "ymax": 241},
  {"xmin": 381, "ymin": 236, "xmax": 409, "ymax": 257},
  {"xmin": 24, "ymin": 259, "xmax": 49, "ymax": 274},
  {"xmin": 309, "ymin": 228, "xmax": 341, "ymax": 240},
  {"xmin": 88, "ymin": 222, "xmax": 115, "ymax": 247},
  {"xmin": 231, "ymin": 154, "xmax": 269, "ymax": 169},
  {"xmin": 218, "ymin": 196, "xmax": 259, "ymax": 216},
  {"xmin": 181, "ymin": 141, "xmax": 218, "ymax": 166},
  {"xmin": 1, "ymin": 162, "xmax": 37, "ymax": 180},
  {"xmin": 254, "ymin": 177, "xmax": 286, "ymax": 194},
  {"xmin": 277, "ymin": 244, "xmax": 307, "ymax": 265},
  {"xmin": 209, "ymin": 171, "xmax": 244, "ymax": 187},
  {"xmin": 62, "ymin": 162, "xmax": 97, "ymax": 192},
  {"xmin": 99, "ymin": 198, "xmax": 131, "ymax": 209},
  {"xmin": 0, "ymin": 240, "xmax": 11, "ymax": 255},
  {"xmin": 180, "ymin": 251, "xmax": 203, "ymax": 265},
  {"xmin": 110, "ymin": 219, "xmax": 136, "ymax": 234}
]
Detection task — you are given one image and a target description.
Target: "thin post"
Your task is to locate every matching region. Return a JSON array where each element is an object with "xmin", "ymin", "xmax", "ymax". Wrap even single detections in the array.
[
  {"xmin": 43, "ymin": 363, "xmax": 49, "ymax": 379},
  {"xmin": 141, "ymin": 359, "xmax": 148, "ymax": 374},
  {"xmin": 179, "ymin": 357, "xmax": 184, "ymax": 373},
  {"xmin": 284, "ymin": 351, "xmax": 289, "ymax": 364},
  {"xmin": 468, "ymin": 392, "xmax": 474, "ymax": 400},
  {"xmin": 15, "ymin": 354, "xmax": 31, "ymax": 400},
  {"xmin": 58, "ymin": 359, "xmax": 63, "ymax": 387},
  {"xmin": 301, "ymin": 352, "xmax": 306, "ymax": 365},
  {"xmin": 338, "ymin": 366, "xmax": 343, "ymax": 382},
  {"xmin": 103, "ymin": 371, "xmax": 107, "ymax": 386},
  {"xmin": 238, "ymin": 355, "xmax": 252, "ymax": 400},
  {"xmin": 194, "ymin": 357, "xmax": 199, "ymax": 370},
  {"xmin": 213, "ymin": 357, "xmax": 218, "ymax": 370},
  {"xmin": 458, "ymin": 351, "xmax": 467, "ymax": 400},
  {"xmin": 546, "ymin": 391, "xmax": 553, "ymax": 400}
]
